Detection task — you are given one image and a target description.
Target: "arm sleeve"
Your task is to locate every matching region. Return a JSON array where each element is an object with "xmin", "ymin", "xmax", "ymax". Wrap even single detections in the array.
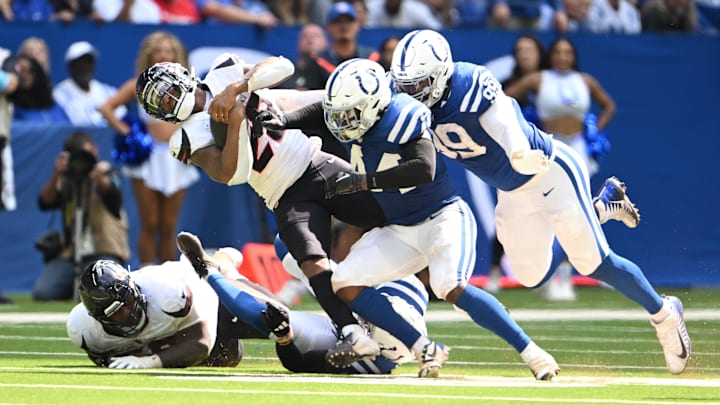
[
  {"xmin": 283, "ymin": 101, "xmax": 325, "ymax": 132},
  {"xmin": 282, "ymin": 101, "xmax": 349, "ymax": 160},
  {"xmin": 366, "ymin": 134, "xmax": 436, "ymax": 189},
  {"xmin": 479, "ymin": 94, "xmax": 532, "ymax": 161}
]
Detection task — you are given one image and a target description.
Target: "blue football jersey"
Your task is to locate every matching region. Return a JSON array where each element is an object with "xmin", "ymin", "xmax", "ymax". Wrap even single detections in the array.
[
  {"xmin": 347, "ymin": 93, "xmax": 458, "ymax": 225},
  {"xmin": 431, "ymin": 62, "xmax": 553, "ymax": 191}
]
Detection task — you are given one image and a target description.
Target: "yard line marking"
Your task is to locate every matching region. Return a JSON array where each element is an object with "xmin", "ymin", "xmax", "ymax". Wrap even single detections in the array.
[
  {"xmin": 2, "ymin": 309, "xmax": 720, "ymax": 324},
  {"xmin": 0, "ymin": 380, "xmax": 718, "ymax": 404},
  {"xmin": 1, "ymin": 368, "xmax": 718, "ymax": 386},
  {"xmin": 447, "ymin": 345, "xmax": 720, "ymax": 357}
]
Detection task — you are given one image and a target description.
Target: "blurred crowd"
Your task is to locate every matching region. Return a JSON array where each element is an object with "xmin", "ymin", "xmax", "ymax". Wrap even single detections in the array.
[
  {"xmin": 0, "ymin": 0, "xmax": 717, "ymax": 33},
  {"xmin": 0, "ymin": 0, "xmax": 713, "ymax": 306}
]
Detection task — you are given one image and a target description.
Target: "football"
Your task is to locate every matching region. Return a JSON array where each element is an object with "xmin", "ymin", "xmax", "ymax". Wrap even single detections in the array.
[{"xmin": 210, "ymin": 119, "xmax": 229, "ymax": 148}]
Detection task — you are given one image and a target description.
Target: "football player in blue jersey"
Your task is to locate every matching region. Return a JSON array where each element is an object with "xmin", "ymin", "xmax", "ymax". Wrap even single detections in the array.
[
  {"xmin": 176, "ymin": 231, "xmax": 428, "ymax": 375},
  {"xmin": 389, "ymin": 29, "xmax": 691, "ymax": 375},
  {"xmin": 258, "ymin": 58, "xmax": 560, "ymax": 380}
]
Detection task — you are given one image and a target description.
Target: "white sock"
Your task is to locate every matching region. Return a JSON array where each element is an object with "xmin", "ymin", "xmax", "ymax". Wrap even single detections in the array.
[
  {"xmin": 411, "ymin": 336, "xmax": 431, "ymax": 358},
  {"xmin": 651, "ymin": 299, "xmax": 671, "ymax": 324},
  {"xmin": 520, "ymin": 341, "xmax": 538, "ymax": 362}
]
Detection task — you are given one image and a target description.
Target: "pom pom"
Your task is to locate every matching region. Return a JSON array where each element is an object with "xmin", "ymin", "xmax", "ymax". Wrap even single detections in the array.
[
  {"xmin": 583, "ymin": 113, "xmax": 611, "ymax": 162},
  {"xmin": 112, "ymin": 117, "xmax": 154, "ymax": 167}
]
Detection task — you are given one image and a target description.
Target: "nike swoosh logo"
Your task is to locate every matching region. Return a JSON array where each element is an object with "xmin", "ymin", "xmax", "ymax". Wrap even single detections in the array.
[
  {"xmin": 327, "ymin": 157, "xmax": 336, "ymax": 164},
  {"xmin": 677, "ymin": 331, "xmax": 688, "ymax": 359},
  {"xmin": 543, "ymin": 187, "xmax": 555, "ymax": 197},
  {"xmin": 336, "ymin": 172, "xmax": 350, "ymax": 182}
]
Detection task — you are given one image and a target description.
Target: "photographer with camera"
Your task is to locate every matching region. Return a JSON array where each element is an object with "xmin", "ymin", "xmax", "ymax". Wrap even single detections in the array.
[{"xmin": 34, "ymin": 131, "xmax": 130, "ymax": 301}]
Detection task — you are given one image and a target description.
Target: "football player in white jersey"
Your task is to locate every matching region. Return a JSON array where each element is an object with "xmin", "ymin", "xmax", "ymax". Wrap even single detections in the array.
[
  {"xmin": 66, "ymin": 249, "xmax": 252, "ymax": 368},
  {"xmin": 389, "ymin": 29, "xmax": 691, "ymax": 375},
  {"xmin": 135, "ymin": 54, "xmax": 386, "ymax": 363},
  {"xmin": 176, "ymin": 231, "xmax": 429, "ymax": 374}
]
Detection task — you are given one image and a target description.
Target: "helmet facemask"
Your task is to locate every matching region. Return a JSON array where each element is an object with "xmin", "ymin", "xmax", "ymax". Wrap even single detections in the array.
[
  {"xmin": 137, "ymin": 62, "xmax": 198, "ymax": 123},
  {"xmin": 391, "ymin": 30, "xmax": 454, "ymax": 109},
  {"xmin": 323, "ymin": 100, "xmax": 370, "ymax": 142},
  {"xmin": 323, "ymin": 58, "xmax": 391, "ymax": 143},
  {"xmin": 95, "ymin": 278, "xmax": 148, "ymax": 337},
  {"xmin": 80, "ymin": 260, "xmax": 148, "ymax": 338}
]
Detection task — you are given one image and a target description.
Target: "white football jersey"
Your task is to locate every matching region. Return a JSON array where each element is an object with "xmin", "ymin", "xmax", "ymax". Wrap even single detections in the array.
[
  {"xmin": 241, "ymin": 89, "xmax": 319, "ymax": 209},
  {"xmin": 66, "ymin": 258, "xmax": 219, "ymax": 357}
]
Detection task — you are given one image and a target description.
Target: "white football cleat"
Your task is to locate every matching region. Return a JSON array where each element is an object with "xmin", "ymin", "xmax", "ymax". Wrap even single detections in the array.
[
  {"xmin": 416, "ymin": 341, "xmax": 450, "ymax": 378},
  {"xmin": 325, "ymin": 324, "xmax": 381, "ymax": 368},
  {"xmin": 521, "ymin": 342, "xmax": 560, "ymax": 381},
  {"xmin": 217, "ymin": 247, "xmax": 244, "ymax": 268},
  {"xmin": 652, "ymin": 295, "xmax": 692, "ymax": 374}
]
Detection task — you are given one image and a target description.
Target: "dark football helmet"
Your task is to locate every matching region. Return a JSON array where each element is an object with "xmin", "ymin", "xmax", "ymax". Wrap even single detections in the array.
[
  {"xmin": 79, "ymin": 260, "xmax": 148, "ymax": 337},
  {"xmin": 136, "ymin": 62, "xmax": 199, "ymax": 123}
]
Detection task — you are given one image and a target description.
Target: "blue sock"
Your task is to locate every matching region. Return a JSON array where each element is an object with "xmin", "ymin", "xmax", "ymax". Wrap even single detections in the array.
[
  {"xmin": 531, "ymin": 239, "xmax": 567, "ymax": 288},
  {"xmin": 207, "ymin": 273, "xmax": 270, "ymax": 335},
  {"xmin": 591, "ymin": 252, "xmax": 664, "ymax": 314},
  {"xmin": 455, "ymin": 285, "xmax": 531, "ymax": 353},
  {"xmin": 348, "ymin": 288, "xmax": 421, "ymax": 348}
]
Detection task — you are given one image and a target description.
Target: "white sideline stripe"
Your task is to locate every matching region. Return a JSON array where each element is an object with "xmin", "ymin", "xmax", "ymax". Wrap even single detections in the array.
[
  {"xmin": 0, "ymin": 378, "xmax": 717, "ymax": 404},
  {"xmin": 160, "ymin": 374, "xmax": 720, "ymax": 388},
  {"xmin": 2, "ymin": 309, "xmax": 720, "ymax": 324},
  {"xmin": 1, "ymin": 354, "xmax": 718, "ymax": 373}
]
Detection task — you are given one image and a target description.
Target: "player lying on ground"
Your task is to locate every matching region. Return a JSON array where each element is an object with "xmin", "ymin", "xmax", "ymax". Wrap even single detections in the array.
[
  {"xmin": 176, "ymin": 231, "xmax": 429, "ymax": 374},
  {"xmin": 66, "ymin": 249, "xmax": 253, "ymax": 368}
]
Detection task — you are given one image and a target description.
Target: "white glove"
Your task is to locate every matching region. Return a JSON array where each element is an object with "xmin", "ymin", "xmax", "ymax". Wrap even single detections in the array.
[
  {"xmin": 510, "ymin": 149, "xmax": 550, "ymax": 175},
  {"xmin": 108, "ymin": 354, "xmax": 163, "ymax": 369}
]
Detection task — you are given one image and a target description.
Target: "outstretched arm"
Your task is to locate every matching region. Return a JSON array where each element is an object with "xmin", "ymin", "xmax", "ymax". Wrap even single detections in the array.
[
  {"xmin": 209, "ymin": 56, "xmax": 294, "ymax": 121},
  {"xmin": 325, "ymin": 134, "xmax": 436, "ymax": 198}
]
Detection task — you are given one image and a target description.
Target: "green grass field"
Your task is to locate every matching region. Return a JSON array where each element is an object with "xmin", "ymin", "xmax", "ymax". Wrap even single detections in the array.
[{"xmin": 1, "ymin": 287, "xmax": 719, "ymax": 404}]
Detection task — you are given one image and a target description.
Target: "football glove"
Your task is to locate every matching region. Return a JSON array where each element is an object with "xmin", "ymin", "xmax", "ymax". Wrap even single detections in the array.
[
  {"xmin": 255, "ymin": 110, "xmax": 286, "ymax": 131},
  {"xmin": 86, "ymin": 350, "xmax": 111, "ymax": 367},
  {"xmin": 510, "ymin": 149, "xmax": 550, "ymax": 175},
  {"xmin": 324, "ymin": 172, "xmax": 366, "ymax": 199},
  {"xmin": 262, "ymin": 302, "xmax": 293, "ymax": 346},
  {"xmin": 108, "ymin": 354, "xmax": 162, "ymax": 369}
]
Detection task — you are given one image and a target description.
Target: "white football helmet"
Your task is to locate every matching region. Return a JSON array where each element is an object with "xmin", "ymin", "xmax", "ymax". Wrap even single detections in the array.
[
  {"xmin": 136, "ymin": 62, "xmax": 199, "ymax": 123},
  {"xmin": 323, "ymin": 58, "xmax": 391, "ymax": 142},
  {"xmin": 391, "ymin": 30, "xmax": 454, "ymax": 108}
]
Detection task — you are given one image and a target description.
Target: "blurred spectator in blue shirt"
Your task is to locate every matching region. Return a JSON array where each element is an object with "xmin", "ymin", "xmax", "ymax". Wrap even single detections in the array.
[
  {"xmin": 453, "ymin": 0, "xmax": 490, "ymax": 27},
  {"xmin": 489, "ymin": 0, "xmax": 558, "ymax": 29},
  {"xmin": 0, "ymin": 0, "xmax": 55, "ymax": 21}
]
